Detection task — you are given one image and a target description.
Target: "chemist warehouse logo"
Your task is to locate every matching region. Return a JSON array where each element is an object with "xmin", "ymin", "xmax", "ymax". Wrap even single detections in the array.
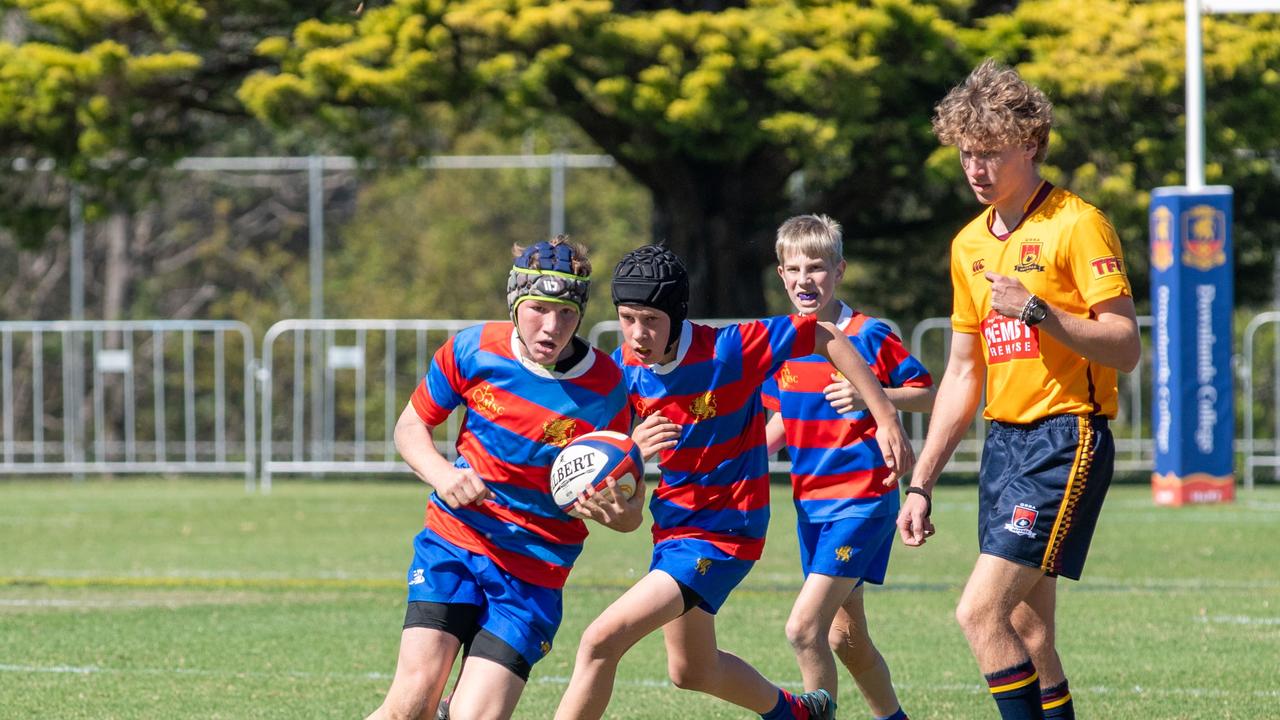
[{"xmin": 980, "ymin": 310, "xmax": 1040, "ymax": 364}]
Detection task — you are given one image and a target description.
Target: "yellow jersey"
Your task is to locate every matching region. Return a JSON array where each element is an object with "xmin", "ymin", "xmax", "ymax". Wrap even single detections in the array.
[{"xmin": 950, "ymin": 182, "xmax": 1132, "ymax": 423}]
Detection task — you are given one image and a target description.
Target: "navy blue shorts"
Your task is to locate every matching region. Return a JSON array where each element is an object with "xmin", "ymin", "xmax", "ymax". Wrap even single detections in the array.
[{"xmin": 978, "ymin": 414, "xmax": 1114, "ymax": 580}]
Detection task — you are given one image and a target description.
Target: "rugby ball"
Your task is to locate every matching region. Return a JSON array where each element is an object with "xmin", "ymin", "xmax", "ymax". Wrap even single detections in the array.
[{"xmin": 549, "ymin": 430, "xmax": 644, "ymax": 513}]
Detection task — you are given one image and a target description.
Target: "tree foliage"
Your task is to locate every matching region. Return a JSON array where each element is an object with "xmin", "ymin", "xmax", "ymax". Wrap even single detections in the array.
[
  {"xmin": 241, "ymin": 0, "xmax": 974, "ymax": 317},
  {"xmin": 244, "ymin": 0, "xmax": 1280, "ymax": 317},
  {"xmin": 967, "ymin": 0, "xmax": 1280, "ymax": 306}
]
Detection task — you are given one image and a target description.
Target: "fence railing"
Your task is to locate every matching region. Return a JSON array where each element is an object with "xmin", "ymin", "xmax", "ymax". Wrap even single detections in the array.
[
  {"xmin": 3, "ymin": 313, "xmax": 1279, "ymax": 490},
  {"xmin": 258, "ymin": 319, "xmax": 476, "ymax": 492},
  {"xmin": 0, "ymin": 320, "xmax": 255, "ymax": 486}
]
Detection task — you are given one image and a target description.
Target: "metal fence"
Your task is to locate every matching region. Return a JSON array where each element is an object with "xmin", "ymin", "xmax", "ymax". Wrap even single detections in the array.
[
  {"xmin": 258, "ymin": 319, "xmax": 477, "ymax": 492},
  {"xmin": 0, "ymin": 320, "xmax": 255, "ymax": 485},
  {"xmin": 6, "ymin": 313, "xmax": 1280, "ymax": 489}
]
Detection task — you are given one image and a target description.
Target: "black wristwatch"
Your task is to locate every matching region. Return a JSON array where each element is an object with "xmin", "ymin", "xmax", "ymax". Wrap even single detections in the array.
[{"xmin": 1021, "ymin": 295, "xmax": 1048, "ymax": 326}]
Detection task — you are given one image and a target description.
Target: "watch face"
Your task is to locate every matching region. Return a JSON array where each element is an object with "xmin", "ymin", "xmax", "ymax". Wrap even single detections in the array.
[{"xmin": 1029, "ymin": 300, "xmax": 1047, "ymax": 324}]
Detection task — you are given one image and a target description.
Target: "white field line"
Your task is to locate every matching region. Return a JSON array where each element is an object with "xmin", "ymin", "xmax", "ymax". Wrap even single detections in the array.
[
  {"xmin": 6, "ymin": 571, "xmax": 1280, "ymax": 594},
  {"xmin": 1193, "ymin": 614, "xmax": 1280, "ymax": 626},
  {"xmin": 2, "ymin": 663, "xmax": 1278, "ymax": 700}
]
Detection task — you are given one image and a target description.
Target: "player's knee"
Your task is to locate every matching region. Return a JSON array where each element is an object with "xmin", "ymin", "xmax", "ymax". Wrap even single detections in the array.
[
  {"xmin": 576, "ymin": 618, "xmax": 628, "ymax": 661},
  {"xmin": 829, "ymin": 625, "xmax": 877, "ymax": 674},
  {"xmin": 666, "ymin": 656, "xmax": 714, "ymax": 692},
  {"xmin": 1013, "ymin": 616, "xmax": 1053, "ymax": 655},
  {"xmin": 955, "ymin": 595, "xmax": 997, "ymax": 635},
  {"xmin": 785, "ymin": 614, "xmax": 824, "ymax": 652}
]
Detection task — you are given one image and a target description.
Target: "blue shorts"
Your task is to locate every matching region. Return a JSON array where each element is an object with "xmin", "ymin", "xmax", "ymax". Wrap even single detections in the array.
[
  {"xmin": 978, "ymin": 414, "xmax": 1114, "ymax": 580},
  {"xmin": 650, "ymin": 539, "xmax": 754, "ymax": 615},
  {"xmin": 797, "ymin": 513, "xmax": 895, "ymax": 584},
  {"xmin": 405, "ymin": 528, "xmax": 563, "ymax": 668}
]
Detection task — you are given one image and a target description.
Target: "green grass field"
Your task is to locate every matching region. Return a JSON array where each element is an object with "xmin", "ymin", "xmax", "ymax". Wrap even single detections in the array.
[{"xmin": 2, "ymin": 478, "xmax": 1277, "ymax": 719}]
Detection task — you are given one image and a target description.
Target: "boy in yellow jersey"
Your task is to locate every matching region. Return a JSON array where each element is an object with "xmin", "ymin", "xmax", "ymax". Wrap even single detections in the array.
[{"xmin": 896, "ymin": 60, "xmax": 1140, "ymax": 720}]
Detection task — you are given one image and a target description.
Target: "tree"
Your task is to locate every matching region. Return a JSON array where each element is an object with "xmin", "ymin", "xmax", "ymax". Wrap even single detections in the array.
[
  {"xmin": 969, "ymin": 0, "xmax": 1280, "ymax": 306},
  {"xmin": 240, "ymin": 0, "xmax": 973, "ymax": 317},
  {"xmin": 0, "ymin": 0, "xmax": 356, "ymax": 321}
]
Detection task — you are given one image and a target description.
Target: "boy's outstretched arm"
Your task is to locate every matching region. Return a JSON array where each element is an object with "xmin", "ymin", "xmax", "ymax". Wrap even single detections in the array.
[{"xmin": 812, "ymin": 321, "xmax": 915, "ymax": 481}]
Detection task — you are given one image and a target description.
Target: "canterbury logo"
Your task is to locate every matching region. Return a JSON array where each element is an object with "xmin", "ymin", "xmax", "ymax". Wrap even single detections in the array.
[
  {"xmin": 470, "ymin": 383, "xmax": 504, "ymax": 419},
  {"xmin": 541, "ymin": 417, "xmax": 577, "ymax": 447},
  {"xmin": 695, "ymin": 558, "xmax": 712, "ymax": 575},
  {"xmin": 690, "ymin": 391, "xmax": 717, "ymax": 421},
  {"xmin": 835, "ymin": 546, "xmax": 852, "ymax": 563}
]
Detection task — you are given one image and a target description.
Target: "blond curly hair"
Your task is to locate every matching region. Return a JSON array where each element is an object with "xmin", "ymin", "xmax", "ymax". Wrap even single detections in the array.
[{"xmin": 932, "ymin": 59, "xmax": 1054, "ymax": 163}]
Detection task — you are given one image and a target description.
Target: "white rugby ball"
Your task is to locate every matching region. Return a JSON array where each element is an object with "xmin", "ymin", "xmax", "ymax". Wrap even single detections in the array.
[{"xmin": 549, "ymin": 430, "xmax": 644, "ymax": 513}]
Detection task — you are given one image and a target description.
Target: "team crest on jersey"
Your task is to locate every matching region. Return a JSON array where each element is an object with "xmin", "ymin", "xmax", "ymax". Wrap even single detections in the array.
[
  {"xmin": 541, "ymin": 417, "xmax": 577, "ymax": 447},
  {"xmin": 777, "ymin": 365, "xmax": 799, "ymax": 390},
  {"xmin": 1013, "ymin": 241, "xmax": 1045, "ymax": 272},
  {"xmin": 695, "ymin": 558, "xmax": 712, "ymax": 575},
  {"xmin": 470, "ymin": 383, "xmax": 504, "ymax": 419},
  {"xmin": 540, "ymin": 640, "xmax": 552, "ymax": 656},
  {"xmin": 1089, "ymin": 255, "xmax": 1125, "ymax": 280},
  {"xmin": 1004, "ymin": 503, "xmax": 1039, "ymax": 538},
  {"xmin": 1182, "ymin": 204, "xmax": 1227, "ymax": 270},
  {"xmin": 689, "ymin": 391, "xmax": 717, "ymax": 421},
  {"xmin": 1151, "ymin": 205, "xmax": 1174, "ymax": 272},
  {"xmin": 834, "ymin": 546, "xmax": 852, "ymax": 563}
]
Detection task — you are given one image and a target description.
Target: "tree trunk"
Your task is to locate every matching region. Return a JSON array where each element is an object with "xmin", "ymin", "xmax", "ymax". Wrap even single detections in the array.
[
  {"xmin": 646, "ymin": 164, "xmax": 786, "ymax": 318},
  {"xmin": 103, "ymin": 209, "xmax": 131, "ymax": 322}
]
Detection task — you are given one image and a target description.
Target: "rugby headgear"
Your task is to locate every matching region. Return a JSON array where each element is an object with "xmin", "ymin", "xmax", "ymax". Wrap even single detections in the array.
[
  {"xmin": 611, "ymin": 245, "xmax": 689, "ymax": 349},
  {"xmin": 507, "ymin": 240, "xmax": 590, "ymax": 318}
]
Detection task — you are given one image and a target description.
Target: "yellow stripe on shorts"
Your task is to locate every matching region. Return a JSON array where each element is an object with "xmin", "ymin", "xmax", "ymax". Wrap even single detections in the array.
[{"xmin": 1041, "ymin": 416, "xmax": 1094, "ymax": 572}]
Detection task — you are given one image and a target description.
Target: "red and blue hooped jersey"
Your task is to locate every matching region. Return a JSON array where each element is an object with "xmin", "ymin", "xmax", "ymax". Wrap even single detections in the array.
[
  {"xmin": 410, "ymin": 322, "xmax": 630, "ymax": 589},
  {"xmin": 613, "ymin": 314, "xmax": 817, "ymax": 561},
  {"xmin": 762, "ymin": 303, "xmax": 932, "ymax": 523}
]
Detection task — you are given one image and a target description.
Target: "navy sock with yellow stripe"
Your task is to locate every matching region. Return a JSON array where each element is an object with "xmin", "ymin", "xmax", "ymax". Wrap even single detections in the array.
[
  {"xmin": 984, "ymin": 660, "xmax": 1044, "ymax": 720},
  {"xmin": 1041, "ymin": 679, "xmax": 1074, "ymax": 719}
]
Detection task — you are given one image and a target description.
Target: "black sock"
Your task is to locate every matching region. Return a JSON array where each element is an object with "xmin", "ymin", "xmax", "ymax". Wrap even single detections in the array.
[
  {"xmin": 984, "ymin": 659, "xmax": 1045, "ymax": 720},
  {"xmin": 1041, "ymin": 679, "xmax": 1074, "ymax": 719}
]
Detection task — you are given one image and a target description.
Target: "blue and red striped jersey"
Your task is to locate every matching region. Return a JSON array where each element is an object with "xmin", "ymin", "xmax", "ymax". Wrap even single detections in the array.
[
  {"xmin": 613, "ymin": 314, "xmax": 817, "ymax": 561},
  {"xmin": 762, "ymin": 303, "xmax": 932, "ymax": 523},
  {"xmin": 410, "ymin": 322, "xmax": 631, "ymax": 589}
]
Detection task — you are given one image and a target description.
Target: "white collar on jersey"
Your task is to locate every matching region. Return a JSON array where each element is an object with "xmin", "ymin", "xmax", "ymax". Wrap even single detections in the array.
[
  {"xmin": 509, "ymin": 329, "xmax": 597, "ymax": 380},
  {"xmin": 646, "ymin": 319, "xmax": 694, "ymax": 375},
  {"xmin": 834, "ymin": 301, "xmax": 854, "ymax": 332}
]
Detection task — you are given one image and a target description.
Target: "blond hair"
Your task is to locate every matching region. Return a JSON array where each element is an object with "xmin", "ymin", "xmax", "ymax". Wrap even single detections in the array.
[
  {"xmin": 511, "ymin": 234, "xmax": 592, "ymax": 276},
  {"xmin": 775, "ymin": 214, "xmax": 843, "ymax": 266},
  {"xmin": 932, "ymin": 59, "xmax": 1054, "ymax": 163}
]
